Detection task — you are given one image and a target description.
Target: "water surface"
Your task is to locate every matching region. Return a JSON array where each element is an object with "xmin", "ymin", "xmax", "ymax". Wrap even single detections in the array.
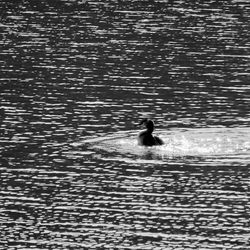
[{"xmin": 0, "ymin": 1, "xmax": 250, "ymax": 249}]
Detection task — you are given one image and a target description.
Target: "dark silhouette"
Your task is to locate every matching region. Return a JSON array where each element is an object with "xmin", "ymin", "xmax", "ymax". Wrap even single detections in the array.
[{"xmin": 138, "ymin": 119, "xmax": 164, "ymax": 146}]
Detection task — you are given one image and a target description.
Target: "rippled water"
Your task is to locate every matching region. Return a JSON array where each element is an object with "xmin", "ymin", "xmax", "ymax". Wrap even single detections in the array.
[{"xmin": 1, "ymin": 1, "xmax": 250, "ymax": 249}]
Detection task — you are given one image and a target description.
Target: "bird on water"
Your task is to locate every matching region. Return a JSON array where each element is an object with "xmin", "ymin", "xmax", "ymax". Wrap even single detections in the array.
[{"xmin": 138, "ymin": 118, "xmax": 164, "ymax": 146}]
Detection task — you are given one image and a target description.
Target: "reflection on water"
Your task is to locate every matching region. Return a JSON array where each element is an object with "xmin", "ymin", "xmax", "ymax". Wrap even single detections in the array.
[{"xmin": 0, "ymin": 0, "xmax": 250, "ymax": 249}]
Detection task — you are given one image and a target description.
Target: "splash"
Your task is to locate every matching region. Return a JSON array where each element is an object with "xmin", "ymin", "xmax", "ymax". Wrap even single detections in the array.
[
  {"xmin": 75, "ymin": 127, "xmax": 250, "ymax": 165},
  {"xmin": 160, "ymin": 128, "xmax": 250, "ymax": 156}
]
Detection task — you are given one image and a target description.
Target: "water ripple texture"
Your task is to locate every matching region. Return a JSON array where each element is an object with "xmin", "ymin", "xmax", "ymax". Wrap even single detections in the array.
[{"xmin": 0, "ymin": 1, "xmax": 250, "ymax": 249}]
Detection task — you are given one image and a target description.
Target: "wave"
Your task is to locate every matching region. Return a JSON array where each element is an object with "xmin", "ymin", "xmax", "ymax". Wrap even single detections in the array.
[{"xmin": 71, "ymin": 127, "xmax": 250, "ymax": 165}]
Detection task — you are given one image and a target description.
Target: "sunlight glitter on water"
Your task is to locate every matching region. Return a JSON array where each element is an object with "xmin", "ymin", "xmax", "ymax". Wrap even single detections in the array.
[{"xmin": 1, "ymin": 1, "xmax": 250, "ymax": 249}]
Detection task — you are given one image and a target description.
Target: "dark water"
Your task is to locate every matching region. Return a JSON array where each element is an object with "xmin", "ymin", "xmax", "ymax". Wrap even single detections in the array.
[{"xmin": 1, "ymin": 1, "xmax": 250, "ymax": 249}]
